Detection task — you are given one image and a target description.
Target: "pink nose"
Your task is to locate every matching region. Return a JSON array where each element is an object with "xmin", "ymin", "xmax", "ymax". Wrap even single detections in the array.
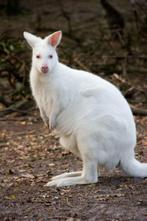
[{"xmin": 41, "ymin": 65, "xmax": 49, "ymax": 73}]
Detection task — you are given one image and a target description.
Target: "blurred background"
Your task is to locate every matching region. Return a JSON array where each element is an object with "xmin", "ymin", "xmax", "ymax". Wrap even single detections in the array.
[
  {"xmin": 0, "ymin": 0, "xmax": 147, "ymax": 116},
  {"xmin": 0, "ymin": 2, "xmax": 147, "ymax": 220}
]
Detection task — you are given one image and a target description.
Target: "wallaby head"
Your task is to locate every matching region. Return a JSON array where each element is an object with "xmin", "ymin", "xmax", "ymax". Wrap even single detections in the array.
[{"xmin": 23, "ymin": 31, "xmax": 62, "ymax": 74}]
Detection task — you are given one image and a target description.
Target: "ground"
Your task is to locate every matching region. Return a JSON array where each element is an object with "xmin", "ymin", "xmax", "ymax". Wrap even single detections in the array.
[
  {"xmin": 0, "ymin": 111, "xmax": 147, "ymax": 221},
  {"xmin": 0, "ymin": 0, "xmax": 147, "ymax": 220}
]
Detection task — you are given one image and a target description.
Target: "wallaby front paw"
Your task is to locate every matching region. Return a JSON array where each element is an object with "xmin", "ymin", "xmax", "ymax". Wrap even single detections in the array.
[
  {"xmin": 44, "ymin": 121, "xmax": 49, "ymax": 130},
  {"xmin": 42, "ymin": 117, "xmax": 49, "ymax": 129},
  {"xmin": 49, "ymin": 115, "xmax": 56, "ymax": 130}
]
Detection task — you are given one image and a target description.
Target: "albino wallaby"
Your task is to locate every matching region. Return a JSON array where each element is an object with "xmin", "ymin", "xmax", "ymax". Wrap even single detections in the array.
[{"xmin": 23, "ymin": 30, "xmax": 147, "ymax": 187}]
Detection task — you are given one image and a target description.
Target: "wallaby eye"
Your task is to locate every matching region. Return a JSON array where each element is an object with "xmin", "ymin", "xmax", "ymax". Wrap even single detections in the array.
[
  {"xmin": 36, "ymin": 54, "xmax": 41, "ymax": 59},
  {"xmin": 48, "ymin": 55, "xmax": 53, "ymax": 59}
]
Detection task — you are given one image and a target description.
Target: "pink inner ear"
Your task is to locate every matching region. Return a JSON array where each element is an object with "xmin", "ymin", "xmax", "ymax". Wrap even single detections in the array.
[{"xmin": 50, "ymin": 32, "xmax": 61, "ymax": 47}]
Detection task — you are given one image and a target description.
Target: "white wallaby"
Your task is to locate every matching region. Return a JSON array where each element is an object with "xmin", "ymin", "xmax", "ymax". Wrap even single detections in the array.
[{"xmin": 23, "ymin": 30, "xmax": 147, "ymax": 187}]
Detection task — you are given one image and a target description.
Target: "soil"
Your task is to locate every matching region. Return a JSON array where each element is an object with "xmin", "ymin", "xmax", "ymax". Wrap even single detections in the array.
[
  {"xmin": 0, "ymin": 0, "xmax": 147, "ymax": 220},
  {"xmin": 0, "ymin": 111, "xmax": 147, "ymax": 221}
]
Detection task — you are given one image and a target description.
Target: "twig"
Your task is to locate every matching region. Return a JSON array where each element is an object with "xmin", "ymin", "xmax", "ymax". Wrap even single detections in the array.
[
  {"xmin": 0, "ymin": 95, "xmax": 11, "ymax": 107},
  {"xmin": 0, "ymin": 100, "xmax": 34, "ymax": 117},
  {"xmin": 100, "ymin": 0, "xmax": 125, "ymax": 41},
  {"xmin": 131, "ymin": 106, "xmax": 147, "ymax": 116},
  {"xmin": 58, "ymin": 0, "xmax": 72, "ymax": 35},
  {"xmin": 73, "ymin": 57, "xmax": 91, "ymax": 72}
]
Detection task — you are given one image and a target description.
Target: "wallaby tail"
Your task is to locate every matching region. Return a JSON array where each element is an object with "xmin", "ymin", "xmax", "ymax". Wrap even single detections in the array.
[{"xmin": 121, "ymin": 157, "xmax": 147, "ymax": 178}]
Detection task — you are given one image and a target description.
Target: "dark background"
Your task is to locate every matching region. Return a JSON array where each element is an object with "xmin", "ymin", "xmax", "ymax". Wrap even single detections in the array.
[{"xmin": 0, "ymin": 0, "xmax": 147, "ymax": 115}]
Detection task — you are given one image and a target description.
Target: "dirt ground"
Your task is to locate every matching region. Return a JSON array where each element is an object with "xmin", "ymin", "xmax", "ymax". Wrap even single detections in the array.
[
  {"xmin": 0, "ymin": 111, "xmax": 147, "ymax": 221},
  {"xmin": 0, "ymin": 0, "xmax": 147, "ymax": 220}
]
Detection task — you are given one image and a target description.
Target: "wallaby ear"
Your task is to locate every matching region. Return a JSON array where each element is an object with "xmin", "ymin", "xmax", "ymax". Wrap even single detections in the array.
[
  {"xmin": 47, "ymin": 31, "xmax": 62, "ymax": 48},
  {"xmin": 23, "ymin": 32, "xmax": 41, "ymax": 48}
]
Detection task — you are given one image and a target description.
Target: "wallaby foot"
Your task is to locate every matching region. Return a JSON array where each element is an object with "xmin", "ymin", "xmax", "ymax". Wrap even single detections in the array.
[
  {"xmin": 45, "ymin": 158, "xmax": 98, "ymax": 187},
  {"xmin": 44, "ymin": 174, "xmax": 97, "ymax": 187},
  {"xmin": 51, "ymin": 171, "xmax": 82, "ymax": 180}
]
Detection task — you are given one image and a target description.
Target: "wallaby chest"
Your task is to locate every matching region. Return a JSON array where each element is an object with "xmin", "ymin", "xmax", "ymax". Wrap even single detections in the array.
[{"xmin": 30, "ymin": 74, "xmax": 54, "ymax": 114}]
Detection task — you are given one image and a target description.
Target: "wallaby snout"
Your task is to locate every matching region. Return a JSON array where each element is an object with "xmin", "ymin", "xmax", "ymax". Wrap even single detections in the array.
[{"xmin": 41, "ymin": 64, "xmax": 49, "ymax": 74}]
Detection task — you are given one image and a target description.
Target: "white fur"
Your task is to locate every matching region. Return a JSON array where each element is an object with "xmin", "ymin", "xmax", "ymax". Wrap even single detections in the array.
[{"xmin": 24, "ymin": 31, "xmax": 147, "ymax": 187}]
